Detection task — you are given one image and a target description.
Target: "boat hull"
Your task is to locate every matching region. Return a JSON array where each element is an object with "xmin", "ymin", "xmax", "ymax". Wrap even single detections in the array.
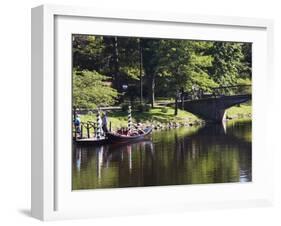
[{"xmin": 106, "ymin": 127, "xmax": 152, "ymax": 143}]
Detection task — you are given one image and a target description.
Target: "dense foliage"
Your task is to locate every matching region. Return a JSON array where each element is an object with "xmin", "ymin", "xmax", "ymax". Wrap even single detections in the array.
[
  {"xmin": 72, "ymin": 35, "xmax": 251, "ymax": 109},
  {"xmin": 73, "ymin": 70, "xmax": 118, "ymax": 109}
]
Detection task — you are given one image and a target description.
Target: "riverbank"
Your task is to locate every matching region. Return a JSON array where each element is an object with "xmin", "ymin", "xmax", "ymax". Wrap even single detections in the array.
[
  {"xmin": 81, "ymin": 106, "xmax": 201, "ymax": 130},
  {"xmin": 80, "ymin": 103, "xmax": 251, "ymax": 131},
  {"xmin": 226, "ymin": 104, "xmax": 252, "ymax": 120}
]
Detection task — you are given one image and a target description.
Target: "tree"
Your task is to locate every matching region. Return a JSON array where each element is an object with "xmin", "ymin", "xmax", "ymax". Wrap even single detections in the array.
[
  {"xmin": 141, "ymin": 38, "xmax": 162, "ymax": 108},
  {"xmin": 73, "ymin": 70, "xmax": 118, "ymax": 109},
  {"xmin": 72, "ymin": 35, "xmax": 106, "ymax": 71},
  {"xmin": 156, "ymin": 40, "xmax": 217, "ymax": 114},
  {"xmin": 208, "ymin": 42, "xmax": 248, "ymax": 86},
  {"xmin": 239, "ymin": 42, "xmax": 252, "ymax": 80},
  {"xmin": 72, "ymin": 35, "xmax": 252, "ymax": 112}
]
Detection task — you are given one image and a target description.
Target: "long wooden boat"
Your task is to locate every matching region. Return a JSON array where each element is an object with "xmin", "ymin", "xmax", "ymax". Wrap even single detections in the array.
[{"xmin": 106, "ymin": 127, "xmax": 153, "ymax": 143}]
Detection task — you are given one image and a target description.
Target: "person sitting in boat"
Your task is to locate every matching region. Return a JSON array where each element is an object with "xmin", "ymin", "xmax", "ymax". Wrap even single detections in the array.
[
  {"xmin": 138, "ymin": 129, "xmax": 145, "ymax": 134},
  {"xmin": 117, "ymin": 128, "xmax": 122, "ymax": 134},
  {"xmin": 124, "ymin": 128, "xmax": 129, "ymax": 136},
  {"xmin": 135, "ymin": 123, "xmax": 145, "ymax": 134},
  {"xmin": 102, "ymin": 112, "xmax": 108, "ymax": 133},
  {"xmin": 129, "ymin": 130, "xmax": 139, "ymax": 136},
  {"xmin": 117, "ymin": 127, "xmax": 126, "ymax": 135}
]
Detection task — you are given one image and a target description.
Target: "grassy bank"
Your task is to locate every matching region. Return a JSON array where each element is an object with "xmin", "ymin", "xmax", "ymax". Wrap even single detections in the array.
[
  {"xmin": 81, "ymin": 106, "xmax": 199, "ymax": 130},
  {"xmin": 80, "ymin": 103, "xmax": 251, "ymax": 132},
  {"xmin": 226, "ymin": 103, "xmax": 252, "ymax": 119}
]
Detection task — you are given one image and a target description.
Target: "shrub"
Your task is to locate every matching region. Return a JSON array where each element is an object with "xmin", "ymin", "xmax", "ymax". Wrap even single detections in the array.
[
  {"xmin": 121, "ymin": 103, "xmax": 129, "ymax": 112},
  {"xmin": 135, "ymin": 103, "xmax": 151, "ymax": 112}
]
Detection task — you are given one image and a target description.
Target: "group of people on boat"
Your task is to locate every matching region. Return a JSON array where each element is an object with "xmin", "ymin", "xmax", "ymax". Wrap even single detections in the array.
[{"xmin": 116, "ymin": 124, "xmax": 146, "ymax": 136}]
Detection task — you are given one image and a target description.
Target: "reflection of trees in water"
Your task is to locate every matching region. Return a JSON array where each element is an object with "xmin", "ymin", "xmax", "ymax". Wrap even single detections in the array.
[
  {"xmin": 72, "ymin": 121, "xmax": 252, "ymax": 190},
  {"xmin": 106, "ymin": 141, "xmax": 156, "ymax": 187},
  {"xmin": 72, "ymin": 140, "xmax": 155, "ymax": 189},
  {"xmin": 179, "ymin": 122, "xmax": 252, "ymax": 184},
  {"xmin": 226, "ymin": 120, "xmax": 252, "ymax": 143}
]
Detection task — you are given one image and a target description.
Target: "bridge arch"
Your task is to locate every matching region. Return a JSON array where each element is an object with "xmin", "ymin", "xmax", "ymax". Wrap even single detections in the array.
[{"xmin": 170, "ymin": 85, "xmax": 251, "ymax": 122}]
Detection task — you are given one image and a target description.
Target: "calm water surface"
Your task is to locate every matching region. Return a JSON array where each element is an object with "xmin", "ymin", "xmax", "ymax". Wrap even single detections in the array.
[{"xmin": 72, "ymin": 120, "xmax": 252, "ymax": 190}]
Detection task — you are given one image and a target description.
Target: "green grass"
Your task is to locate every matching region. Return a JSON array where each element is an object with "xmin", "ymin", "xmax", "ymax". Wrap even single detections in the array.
[
  {"xmin": 109, "ymin": 106, "xmax": 199, "ymax": 129},
  {"xmin": 80, "ymin": 106, "xmax": 199, "ymax": 131},
  {"xmin": 134, "ymin": 106, "xmax": 198, "ymax": 123},
  {"xmin": 226, "ymin": 103, "xmax": 252, "ymax": 119},
  {"xmin": 79, "ymin": 103, "xmax": 252, "ymax": 133}
]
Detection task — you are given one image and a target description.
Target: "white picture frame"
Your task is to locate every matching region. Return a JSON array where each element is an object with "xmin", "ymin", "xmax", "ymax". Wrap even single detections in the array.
[{"xmin": 31, "ymin": 4, "xmax": 274, "ymax": 221}]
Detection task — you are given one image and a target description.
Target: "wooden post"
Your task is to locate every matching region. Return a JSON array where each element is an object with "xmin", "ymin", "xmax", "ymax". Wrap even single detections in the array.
[
  {"xmin": 128, "ymin": 105, "xmax": 132, "ymax": 132},
  {"xmin": 96, "ymin": 110, "xmax": 102, "ymax": 139},
  {"xmin": 109, "ymin": 121, "xmax": 112, "ymax": 132},
  {"xmin": 93, "ymin": 122, "xmax": 96, "ymax": 137},
  {"xmin": 74, "ymin": 124, "xmax": 77, "ymax": 140},
  {"xmin": 86, "ymin": 123, "xmax": 90, "ymax": 138},
  {"xmin": 90, "ymin": 122, "xmax": 95, "ymax": 138},
  {"xmin": 80, "ymin": 125, "xmax": 83, "ymax": 139}
]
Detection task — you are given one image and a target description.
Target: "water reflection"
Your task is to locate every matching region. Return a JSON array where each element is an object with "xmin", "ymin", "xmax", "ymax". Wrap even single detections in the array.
[{"xmin": 72, "ymin": 120, "xmax": 252, "ymax": 190}]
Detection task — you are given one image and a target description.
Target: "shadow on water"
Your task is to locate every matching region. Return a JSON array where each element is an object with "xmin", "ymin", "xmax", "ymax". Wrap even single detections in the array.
[{"xmin": 72, "ymin": 120, "xmax": 252, "ymax": 190}]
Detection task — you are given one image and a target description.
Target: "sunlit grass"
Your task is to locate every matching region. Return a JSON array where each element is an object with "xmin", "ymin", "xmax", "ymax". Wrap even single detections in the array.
[
  {"xmin": 226, "ymin": 103, "xmax": 251, "ymax": 119},
  {"xmin": 79, "ymin": 106, "xmax": 198, "ymax": 131},
  {"xmin": 79, "ymin": 103, "xmax": 251, "ymax": 132}
]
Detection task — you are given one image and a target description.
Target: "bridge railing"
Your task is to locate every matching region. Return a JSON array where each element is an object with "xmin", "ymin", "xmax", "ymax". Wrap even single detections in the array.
[
  {"xmin": 180, "ymin": 85, "xmax": 252, "ymax": 101},
  {"xmin": 211, "ymin": 85, "xmax": 251, "ymax": 97}
]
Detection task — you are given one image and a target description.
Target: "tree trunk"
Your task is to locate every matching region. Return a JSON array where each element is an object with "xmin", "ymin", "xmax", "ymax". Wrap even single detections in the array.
[
  {"xmin": 180, "ymin": 88, "xmax": 184, "ymax": 110},
  {"xmin": 150, "ymin": 74, "xmax": 155, "ymax": 108},
  {"xmin": 174, "ymin": 94, "xmax": 178, "ymax": 116},
  {"xmin": 181, "ymin": 93, "xmax": 184, "ymax": 110},
  {"xmin": 112, "ymin": 37, "xmax": 120, "ymax": 91},
  {"xmin": 139, "ymin": 39, "xmax": 143, "ymax": 105}
]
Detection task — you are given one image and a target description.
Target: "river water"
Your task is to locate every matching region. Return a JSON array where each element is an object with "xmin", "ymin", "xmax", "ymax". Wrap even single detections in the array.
[{"xmin": 72, "ymin": 119, "xmax": 252, "ymax": 190}]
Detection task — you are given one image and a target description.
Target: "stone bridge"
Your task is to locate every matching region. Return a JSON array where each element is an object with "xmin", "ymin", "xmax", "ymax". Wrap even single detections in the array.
[
  {"xmin": 182, "ymin": 94, "xmax": 251, "ymax": 122},
  {"xmin": 170, "ymin": 85, "xmax": 251, "ymax": 122}
]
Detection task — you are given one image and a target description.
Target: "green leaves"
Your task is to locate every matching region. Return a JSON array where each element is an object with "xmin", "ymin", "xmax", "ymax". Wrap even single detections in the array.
[
  {"xmin": 120, "ymin": 66, "xmax": 141, "ymax": 80},
  {"xmin": 154, "ymin": 39, "xmax": 217, "ymax": 94},
  {"xmin": 208, "ymin": 42, "xmax": 251, "ymax": 86},
  {"xmin": 72, "ymin": 35, "xmax": 252, "ymax": 106},
  {"xmin": 73, "ymin": 70, "xmax": 118, "ymax": 109}
]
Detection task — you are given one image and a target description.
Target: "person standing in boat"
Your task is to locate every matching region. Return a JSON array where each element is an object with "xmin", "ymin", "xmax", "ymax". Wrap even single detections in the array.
[{"xmin": 102, "ymin": 111, "xmax": 109, "ymax": 134}]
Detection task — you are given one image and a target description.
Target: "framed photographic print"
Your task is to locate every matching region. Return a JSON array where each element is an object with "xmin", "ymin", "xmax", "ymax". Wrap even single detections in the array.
[{"xmin": 31, "ymin": 4, "xmax": 274, "ymax": 221}]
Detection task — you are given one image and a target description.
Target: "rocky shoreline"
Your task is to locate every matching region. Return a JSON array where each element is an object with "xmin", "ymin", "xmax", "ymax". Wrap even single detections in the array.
[
  {"xmin": 147, "ymin": 113, "xmax": 252, "ymax": 131},
  {"xmin": 148, "ymin": 120, "xmax": 204, "ymax": 130}
]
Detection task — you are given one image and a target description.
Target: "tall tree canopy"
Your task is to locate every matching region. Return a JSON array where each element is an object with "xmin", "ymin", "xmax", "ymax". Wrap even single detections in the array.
[
  {"xmin": 207, "ymin": 42, "xmax": 251, "ymax": 86},
  {"xmin": 72, "ymin": 34, "xmax": 252, "ymax": 109}
]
